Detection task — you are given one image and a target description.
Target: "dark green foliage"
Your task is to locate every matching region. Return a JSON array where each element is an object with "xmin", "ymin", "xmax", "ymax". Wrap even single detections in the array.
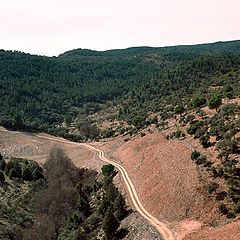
[
  {"xmin": 1, "ymin": 41, "xmax": 240, "ymax": 137},
  {"xmin": 21, "ymin": 167, "xmax": 33, "ymax": 181},
  {"xmin": 216, "ymin": 191, "xmax": 227, "ymax": 200},
  {"xmin": 32, "ymin": 167, "xmax": 44, "ymax": 181},
  {"xmin": 208, "ymin": 96, "xmax": 222, "ymax": 109},
  {"xmin": 8, "ymin": 168, "xmax": 20, "ymax": 179},
  {"xmin": 0, "ymin": 158, "xmax": 6, "ymax": 171},
  {"xmin": 199, "ymin": 134, "xmax": 211, "ymax": 148},
  {"xmin": 113, "ymin": 192, "xmax": 127, "ymax": 221},
  {"xmin": 195, "ymin": 155, "xmax": 207, "ymax": 165},
  {"xmin": 0, "ymin": 171, "xmax": 5, "ymax": 183},
  {"xmin": 75, "ymin": 117, "xmax": 100, "ymax": 140},
  {"xmin": 175, "ymin": 105, "xmax": 185, "ymax": 114},
  {"xmin": 218, "ymin": 203, "xmax": 228, "ymax": 215},
  {"xmin": 168, "ymin": 130, "xmax": 185, "ymax": 139},
  {"xmin": 217, "ymin": 139, "xmax": 239, "ymax": 155},
  {"xmin": 101, "ymin": 164, "xmax": 115, "ymax": 177},
  {"xmin": 233, "ymin": 201, "xmax": 240, "ymax": 214},
  {"xmin": 102, "ymin": 206, "xmax": 120, "ymax": 240},
  {"xmin": 187, "ymin": 121, "xmax": 203, "ymax": 135},
  {"xmin": 132, "ymin": 115, "xmax": 147, "ymax": 129},
  {"xmin": 191, "ymin": 150, "xmax": 201, "ymax": 160},
  {"xmin": 226, "ymin": 212, "xmax": 236, "ymax": 219},
  {"xmin": 64, "ymin": 113, "xmax": 72, "ymax": 127},
  {"xmin": 208, "ymin": 182, "xmax": 219, "ymax": 194},
  {"xmin": 191, "ymin": 97, "xmax": 207, "ymax": 108},
  {"xmin": 4, "ymin": 160, "xmax": 14, "ymax": 176}
]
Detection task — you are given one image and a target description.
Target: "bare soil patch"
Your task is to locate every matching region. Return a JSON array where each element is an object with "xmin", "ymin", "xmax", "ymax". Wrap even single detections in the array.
[{"xmin": 98, "ymin": 131, "xmax": 240, "ymax": 239}]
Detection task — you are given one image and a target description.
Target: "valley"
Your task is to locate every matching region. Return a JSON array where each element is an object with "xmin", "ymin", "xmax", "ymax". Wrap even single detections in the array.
[
  {"xmin": 0, "ymin": 39, "xmax": 240, "ymax": 239},
  {"xmin": 1, "ymin": 126, "xmax": 240, "ymax": 239}
]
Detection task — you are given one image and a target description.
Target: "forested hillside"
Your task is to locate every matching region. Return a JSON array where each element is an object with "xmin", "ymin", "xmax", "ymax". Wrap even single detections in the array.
[
  {"xmin": 0, "ymin": 148, "xmax": 128, "ymax": 240},
  {"xmin": 0, "ymin": 40, "xmax": 240, "ymax": 139}
]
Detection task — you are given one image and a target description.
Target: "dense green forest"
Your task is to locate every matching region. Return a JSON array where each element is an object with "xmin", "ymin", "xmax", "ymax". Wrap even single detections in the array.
[
  {"xmin": 0, "ymin": 149, "xmax": 128, "ymax": 240},
  {"xmin": 0, "ymin": 40, "xmax": 240, "ymax": 139}
]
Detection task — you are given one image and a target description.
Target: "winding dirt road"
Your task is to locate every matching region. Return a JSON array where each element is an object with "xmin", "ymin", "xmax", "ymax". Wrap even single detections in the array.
[{"xmin": 37, "ymin": 134, "xmax": 174, "ymax": 240}]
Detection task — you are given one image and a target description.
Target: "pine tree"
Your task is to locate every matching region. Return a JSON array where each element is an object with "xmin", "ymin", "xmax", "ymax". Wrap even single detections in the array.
[
  {"xmin": 113, "ymin": 192, "xmax": 127, "ymax": 220},
  {"xmin": 102, "ymin": 206, "xmax": 119, "ymax": 240}
]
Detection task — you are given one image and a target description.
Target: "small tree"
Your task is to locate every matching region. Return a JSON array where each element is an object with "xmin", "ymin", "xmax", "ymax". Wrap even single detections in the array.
[
  {"xmin": 0, "ymin": 171, "xmax": 5, "ymax": 184},
  {"xmin": 234, "ymin": 201, "xmax": 240, "ymax": 214},
  {"xmin": 191, "ymin": 97, "xmax": 206, "ymax": 108},
  {"xmin": 22, "ymin": 167, "xmax": 33, "ymax": 181},
  {"xmin": 102, "ymin": 206, "xmax": 120, "ymax": 240},
  {"xmin": 208, "ymin": 96, "xmax": 222, "ymax": 110},
  {"xmin": 191, "ymin": 150, "xmax": 201, "ymax": 160},
  {"xmin": 64, "ymin": 114, "xmax": 72, "ymax": 127},
  {"xmin": 102, "ymin": 164, "xmax": 115, "ymax": 177},
  {"xmin": 175, "ymin": 105, "xmax": 185, "ymax": 115},
  {"xmin": 113, "ymin": 192, "xmax": 127, "ymax": 220},
  {"xmin": 0, "ymin": 158, "xmax": 6, "ymax": 171},
  {"xmin": 9, "ymin": 168, "xmax": 19, "ymax": 179},
  {"xmin": 219, "ymin": 203, "xmax": 228, "ymax": 215}
]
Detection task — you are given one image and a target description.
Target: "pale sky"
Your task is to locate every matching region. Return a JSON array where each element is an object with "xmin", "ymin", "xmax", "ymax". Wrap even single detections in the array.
[{"xmin": 0, "ymin": 0, "xmax": 239, "ymax": 56}]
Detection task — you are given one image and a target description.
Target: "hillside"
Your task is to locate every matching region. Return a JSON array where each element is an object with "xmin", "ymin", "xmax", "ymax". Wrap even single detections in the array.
[{"xmin": 0, "ymin": 40, "xmax": 240, "ymax": 140}]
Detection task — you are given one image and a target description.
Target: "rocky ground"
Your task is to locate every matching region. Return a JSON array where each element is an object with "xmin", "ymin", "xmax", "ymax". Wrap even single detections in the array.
[{"xmin": 98, "ymin": 131, "xmax": 240, "ymax": 240}]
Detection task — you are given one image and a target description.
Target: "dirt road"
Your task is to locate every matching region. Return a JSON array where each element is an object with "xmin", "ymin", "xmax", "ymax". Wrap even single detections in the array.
[{"xmin": 36, "ymin": 134, "xmax": 174, "ymax": 240}]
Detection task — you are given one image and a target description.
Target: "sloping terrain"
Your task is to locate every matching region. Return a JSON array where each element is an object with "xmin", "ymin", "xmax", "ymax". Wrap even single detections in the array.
[
  {"xmin": 98, "ymin": 132, "xmax": 240, "ymax": 239},
  {"xmin": 0, "ymin": 127, "xmax": 161, "ymax": 239}
]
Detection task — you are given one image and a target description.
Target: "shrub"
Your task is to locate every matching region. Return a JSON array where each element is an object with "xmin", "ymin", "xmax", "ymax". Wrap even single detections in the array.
[
  {"xmin": 216, "ymin": 191, "xmax": 227, "ymax": 200},
  {"xmin": 175, "ymin": 105, "xmax": 185, "ymax": 114},
  {"xmin": 233, "ymin": 201, "xmax": 240, "ymax": 214},
  {"xmin": 199, "ymin": 135, "xmax": 211, "ymax": 148},
  {"xmin": 208, "ymin": 96, "xmax": 222, "ymax": 109},
  {"xmin": 218, "ymin": 203, "xmax": 228, "ymax": 215},
  {"xmin": 187, "ymin": 121, "xmax": 203, "ymax": 135},
  {"xmin": 191, "ymin": 97, "xmax": 207, "ymax": 108},
  {"xmin": 185, "ymin": 114, "xmax": 195, "ymax": 123},
  {"xmin": 0, "ymin": 158, "xmax": 6, "ymax": 171},
  {"xmin": 101, "ymin": 164, "xmax": 115, "ymax": 177},
  {"xmin": 102, "ymin": 206, "xmax": 120, "ymax": 240},
  {"xmin": 22, "ymin": 167, "xmax": 33, "ymax": 181},
  {"xmin": 195, "ymin": 155, "xmax": 207, "ymax": 165},
  {"xmin": 208, "ymin": 182, "xmax": 219, "ymax": 194},
  {"xmin": 226, "ymin": 212, "xmax": 236, "ymax": 219},
  {"xmin": 191, "ymin": 150, "xmax": 201, "ymax": 160},
  {"xmin": 9, "ymin": 168, "xmax": 19, "ymax": 179},
  {"xmin": 0, "ymin": 171, "xmax": 5, "ymax": 183}
]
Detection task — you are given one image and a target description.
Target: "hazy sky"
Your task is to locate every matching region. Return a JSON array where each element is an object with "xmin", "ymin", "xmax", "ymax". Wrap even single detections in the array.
[{"xmin": 0, "ymin": 0, "xmax": 239, "ymax": 56}]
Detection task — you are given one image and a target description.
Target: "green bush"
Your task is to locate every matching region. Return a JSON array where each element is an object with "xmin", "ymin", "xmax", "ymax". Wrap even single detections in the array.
[
  {"xmin": 21, "ymin": 167, "xmax": 33, "ymax": 181},
  {"xmin": 0, "ymin": 171, "xmax": 5, "ymax": 183},
  {"xmin": 9, "ymin": 168, "xmax": 19, "ymax": 179},
  {"xmin": 191, "ymin": 150, "xmax": 201, "ymax": 160},
  {"xmin": 208, "ymin": 182, "xmax": 219, "ymax": 194},
  {"xmin": 226, "ymin": 212, "xmax": 236, "ymax": 219},
  {"xmin": 218, "ymin": 203, "xmax": 228, "ymax": 215},
  {"xmin": 102, "ymin": 164, "xmax": 115, "ymax": 177},
  {"xmin": 233, "ymin": 201, "xmax": 240, "ymax": 214},
  {"xmin": 187, "ymin": 121, "xmax": 203, "ymax": 135},
  {"xmin": 208, "ymin": 96, "xmax": 222, "ymax": 109},
  {"xmin": 0, "ymin": 158, "xmax": 6, "ymax": 171},
  {"xmin": 191, "ymin": 97, "xmax": 206, "ymax": 108},
  {"xmin": 175, "ymin": 105, "xmax": 185, "ymax": 114}
]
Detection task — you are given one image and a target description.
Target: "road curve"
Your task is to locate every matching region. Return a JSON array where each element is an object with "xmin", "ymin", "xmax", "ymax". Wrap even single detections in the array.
[{"xmin": 35, "ymin": 134, "xmax": 175, "ymax": 240}]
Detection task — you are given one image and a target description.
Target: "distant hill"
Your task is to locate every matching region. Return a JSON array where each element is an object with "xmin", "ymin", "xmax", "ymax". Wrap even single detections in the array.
[{"xmin": 60, "ymin": 40, "xmax": 240, "ymax": 57}]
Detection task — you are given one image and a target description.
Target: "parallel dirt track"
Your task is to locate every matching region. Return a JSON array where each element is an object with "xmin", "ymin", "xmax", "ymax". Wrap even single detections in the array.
[{"xmin": 37, "ymin": 134, "xmax": 174, "ymax": 240}]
